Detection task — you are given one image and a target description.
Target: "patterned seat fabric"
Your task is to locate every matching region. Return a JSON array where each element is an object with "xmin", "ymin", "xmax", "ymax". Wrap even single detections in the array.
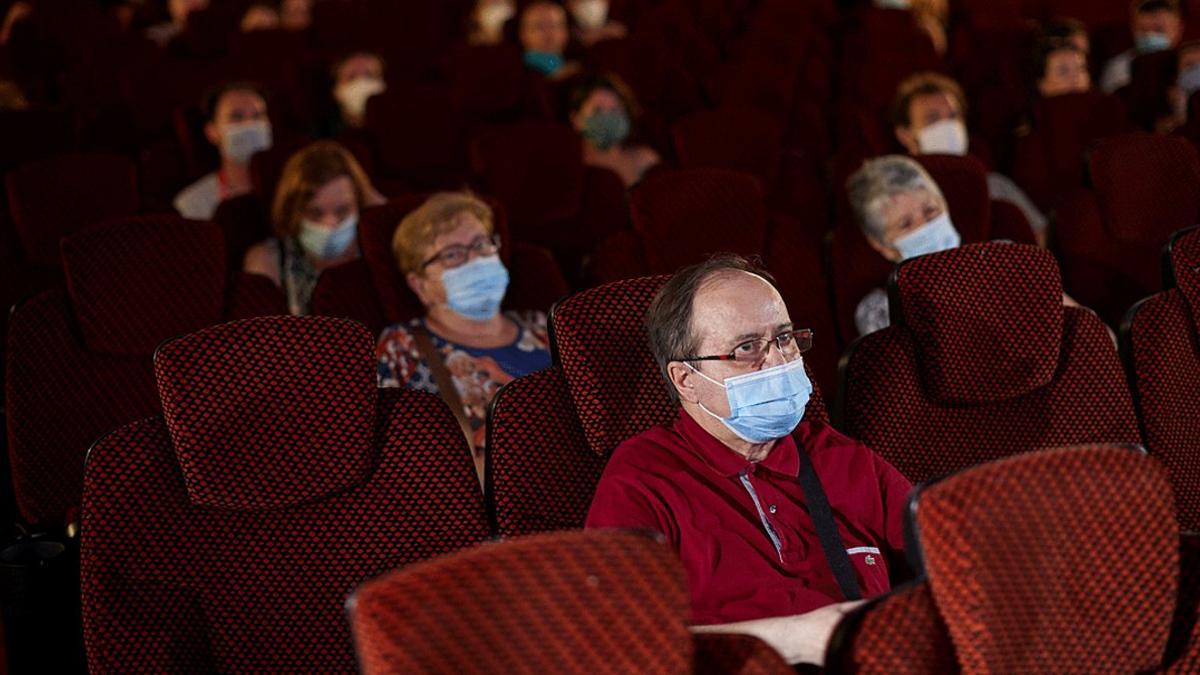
[
  {"xmin": 5, "ymin": 216, "xmax": 286, "ymax": 527},
  {"xmin": 349, "ymin": 529, "xmax": 792, "ymax": 674},
  {"xmin": 838, "ymin": 242, "xmax": 1140, "ymax": 484},
  {"xmin": 6, "ymin": 152, "xmax": 140, "ymax": 267},
  {"xmin": 81, "ymin": 316, "xmax": 489, "ymax": 673},
  {"xmin": 912, "ymin": 445, "xmax": 1177, "ymax": 673},
  {"xmin": 1121, "ymin": 226, "xmax": 1200, "ymax": 531},
  {"xmin": 825, "ymin": 582, "xmax": 958, "ymax": 674},
  {"xmin": 1056, "ymin": 133, "xmax": 1200, "ymax": 325}
]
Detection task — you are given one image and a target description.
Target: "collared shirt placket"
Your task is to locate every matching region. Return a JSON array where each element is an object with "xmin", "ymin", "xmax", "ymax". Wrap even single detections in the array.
[{"xmin": 738, "ymin": 468, "xmax": 784, "ymax": 564}]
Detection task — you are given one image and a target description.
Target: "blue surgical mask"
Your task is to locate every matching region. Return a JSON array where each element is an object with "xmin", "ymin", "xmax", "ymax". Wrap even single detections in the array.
[
  {"xmin": 221, "ymin": 119, "xmax": 272, "ymax": 165},
  {"xmin": 1180, "ymin": 63, "xmax": 1200, "ymax": 97},
  {"xmin": 688, "ymin": 358, "xmax": 812, "ymax": 444},
  {"xmin": 298, "ymin": 213, "xmax": 358, "ymax": 260},
  {"xmin": 893, "ymin": 212, "xmax": 961, "ymax": 260},
  {"xmin": 1135, "ymin": 32, "xmax": 1172, "ymax": 53},
  {"xmin": 582, "ymin": 108, "xmax": 631, "ymax": 150},
  {"xmin": 441, "ymin": 255, "xmax": 509, "ymax": 321},
  {"xmin": 524, "ymin": 50, "xmax": 564, "ymax": 76}
]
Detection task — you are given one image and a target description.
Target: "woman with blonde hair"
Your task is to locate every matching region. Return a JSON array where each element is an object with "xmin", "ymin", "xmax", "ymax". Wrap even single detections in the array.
[
  {"xmin": 377, "ymin": 191, "xmax": 551, "ymax": 462},
  {"xmin": 243, "ymin": 140, "xmax": 384, "ymax": 314}
]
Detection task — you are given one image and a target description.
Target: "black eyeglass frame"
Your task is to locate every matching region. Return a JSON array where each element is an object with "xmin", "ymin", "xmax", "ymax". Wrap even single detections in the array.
[{"xmin": 420, "ymin": 233, "xmax": 502, "ymax": 270}]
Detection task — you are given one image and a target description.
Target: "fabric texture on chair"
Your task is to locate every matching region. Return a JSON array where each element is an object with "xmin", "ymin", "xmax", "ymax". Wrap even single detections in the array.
[
  {"xmin": 5, "ymin": 217, "xmax": 285, "ymax": 527},
  {"xmin": 82, "ymin": 317, "xmax": 489, "ymax": 673},
  {"xmin": 838, "ymin": 242, "xmax": 1140, "ymax": 484},
  {"xmin": 913, "ymin": 445, "xmax": 1177, "ymax": 673},
  {"xmin": 825, "ymin": 582, "xmax": 958, "ymax": 674},
  {"xmin": 1090, "ymin": 134, "xmax": 1200, "ymax": 244},
  {"xmin": 349, "ymin": 529, "xmax": 698, "ymax": 675},
  {"xmin": 486, "ymin": 367, "xmax": 607, "ymax": 537},
  {"xmin": 1122, "ymin": 227, "xmax": 1200, "ymax": 531},
  {"xmin": 6, "ymin": 152, "xmax": 140, "ymax": 268}
]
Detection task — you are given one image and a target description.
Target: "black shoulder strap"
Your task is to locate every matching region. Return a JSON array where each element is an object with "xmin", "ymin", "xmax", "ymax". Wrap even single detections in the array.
[{"xmin": 797, "ymin": 450, "xmax": 863, "ymax": 601}]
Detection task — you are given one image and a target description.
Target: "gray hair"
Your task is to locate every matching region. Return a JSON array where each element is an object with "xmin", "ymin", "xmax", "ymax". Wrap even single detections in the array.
[{"xmin": 846, "ymin": 155, "xmax": 945, "ymax": 243}]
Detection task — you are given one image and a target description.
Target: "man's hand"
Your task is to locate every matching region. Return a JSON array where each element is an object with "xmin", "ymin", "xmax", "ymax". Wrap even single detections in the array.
[{"xmin": 690, "ymin": 600, "xmax": 866, "ymax": 666}]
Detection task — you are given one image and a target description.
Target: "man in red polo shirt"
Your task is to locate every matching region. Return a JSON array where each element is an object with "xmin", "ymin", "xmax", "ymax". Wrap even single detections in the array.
[{"xmin": 586, "ymin": 255, "xmax": 912, "ymax": 666}]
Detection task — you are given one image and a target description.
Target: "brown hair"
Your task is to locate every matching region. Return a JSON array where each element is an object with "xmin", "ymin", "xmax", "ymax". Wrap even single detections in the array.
[
  {"xmin": 645, "ymin": 254, "xmax": 778, "ymax": 403},
  {"xmin": 271, "ymin": 141, "xmax": 375, "ymax": 239},
  {"xmin": 391, "ymin": 191, "xmax": 495, "ymax": 275},
  {"xmin": 890, "ymin": 72, "xmax": 967, "ymax": 128}
]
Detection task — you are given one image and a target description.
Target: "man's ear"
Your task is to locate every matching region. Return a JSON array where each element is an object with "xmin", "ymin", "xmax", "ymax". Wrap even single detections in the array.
[
  {"xmin": 667, "ymin": 361, "xmax": 699, "ymax": 404},
  {"xmin": 895, "ymin": 125, "xmax": 919, "ymax": 154}
]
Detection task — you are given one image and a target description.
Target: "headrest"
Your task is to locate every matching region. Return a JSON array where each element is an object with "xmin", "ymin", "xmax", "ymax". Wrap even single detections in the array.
[
  {"xmin": 1169, "ymin": 226, "xmax": 1200, "ymax": 330},
  {"xmin": 891, "ymin": 242, "xmax": 1063, "ymax": 404},
  {"xmin": 1091, "ymin": 133, "xmax": 1200, "ymax": 243},
  {"xmin": 913, "ymin": 154, "xmax": 991, "ymax": 242},
  {"xmin": 552, "ymin": 275, "xmax": 827, "ymax": 456},
  {"xmin": 629, "ymin": 168, "xmax": 767, "ymax": 273},
  {"xmin": 471, "ymin": 121, "xmax": 583, "ymax": 227},
  {"xmin": 154, "ymin": 316, "xmax": 377, "ymax": 511},
  {"xmin": 62, "ymin": 217, "xmax": 227, "ymax": 356},
  {"xmin": 359, "ymin": 196, "xmax": 511, "ymax": 326},
  {"xmin": 914, "ymin": 445, "xmax": 1176, "ymax": 672}
]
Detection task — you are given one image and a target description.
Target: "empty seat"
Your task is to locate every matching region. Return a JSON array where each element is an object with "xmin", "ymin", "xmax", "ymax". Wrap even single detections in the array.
[
  {"xmin": 6, "ymin": 153, "xmax": 139, "ymax": 267},
  {"xmin": 913, "ymin": 445, "xmax": 1178, "ymax": 672},
  {"xmin": 1121, "ymin": 226, "xmax": 1200, "ymax": 531},
  {"xmin": 1056, "ymin": 133, "xmax": 1200, "ymax": 326},
  {"xmin": 363, "ymin": 86, "xmax": 468, "ymax": 192},
  {"xmin": 6, "ymin": 216, "xmax": 285, "ymax": 528},
  {"xmin": 837, "ymin": 242, "xmax": 1141, "ymax": 484},
  {"xmin": 308, "ymin": 196, "xmax": 568, "ymax": 334},
  {"xmin": 348, "ymin": 529, "xmax": 791, "ymax": 674},
  {"xmin": 81, "ymin": 316, "xmax": 490, "ymax": 673},
  {"xmin": 670, "ymin": 106, "xmax": 787, "ymax": 197}
]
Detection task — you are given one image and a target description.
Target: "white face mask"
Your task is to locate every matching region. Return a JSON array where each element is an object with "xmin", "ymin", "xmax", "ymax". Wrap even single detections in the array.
[
  {"xmin": 334, "ymin": 77, "xmax": 386, "ymax": 121},
  {"xmin": 874, "ymin": 0, "xmax": 911, "ymax": 8},
  {"xmin": 571, "ymin": 0, "xmax": 608, "ymax": 29},
  {"xmin": 477, "ymin": 2, "xmax": 515, "ymax": 33},
  {"xmin": 916, "ymin": 119, "xmax": 968, "ymax": 156},
  {"xmin": 298, "ymin": 213, "xmax": 358, "ymax": 260},
  {"xmin": 220, "ymin": 119, "xmax": 272, "ymax": 165}
]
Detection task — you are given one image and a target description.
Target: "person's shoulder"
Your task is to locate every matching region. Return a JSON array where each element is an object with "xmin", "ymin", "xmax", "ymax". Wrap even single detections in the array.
[
  {"xmin": 507, "ymin": 309, "xmax": 547, "ymax": 331},
  {"xmin": 605, "ymin": 421, "xmax": 684, "ymax": 472},
  {"xmin": 173, "ymin": 172, "xmax": 220, "ymax": 219},
  {"xmin": 377, "ymin": 317, "xmax": 423, "ymax": 344},
  {"xmin": 799, "ymin": 419, "xmax": 874, "ymax": 460}
]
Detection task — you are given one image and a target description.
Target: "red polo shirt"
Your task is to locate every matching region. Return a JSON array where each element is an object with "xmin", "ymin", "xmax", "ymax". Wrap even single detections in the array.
[{"xmin": 585, "ymin": 411, "xmax": 912, "ymax": 625}]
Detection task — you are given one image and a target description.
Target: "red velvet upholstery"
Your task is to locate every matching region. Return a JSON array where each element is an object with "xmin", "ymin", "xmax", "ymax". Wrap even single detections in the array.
[
  {"xmin": 81, "ymin": 317, "xmax": 489, "ymax": 673},
  {"xmin": 913, "ymin": 155, "xmax": 991, "ymax": 242},
  {"xmin": 825, "ymin": 582, "xmax": 957, "ymax": 674},
  {"xmin": 5, "ymin": 217, "xmax": 285, "ymax": 527},
  {"xmin": 671, "ymin": 106, "xmax": 787, "ymax": 191},
  {"xmin": 551, "ymin": 276, "xmax": 828, "ymax": 458},
  {"xmin": 1010, "ymin": 91, "xmax": 1131, "ymax": 212},
  {"xmin": 838, "ymin": 242, "xmax": 1140, "ymax": 484},
  {"xmin": 914, "ymin": 445, "xmax": 1177, "ymax": 673},
  {"xmin": 349, "ymin": 529, "xmax": 791, "ymax": 674},
  {"xmin": 309, "ymin": 259, "xmax": 389, "ymax": 337},
  {"xmin": 6, "ymin": 153, "xmax": 139, "ymax": 267},
  {"xmin": 1056, "ymin": 133, "xmax": 1200, "ymax": 326},
  {"xmin": 363, "ymin": 86, "xmax": 468, "ymax": 191},
  {"xmin": 1121, "ymin": 227, "xmax": 1200, "ymax": 531},
  {"xmin": 486, "ymin": 367, "xmax": 606, "ymax": 537}
]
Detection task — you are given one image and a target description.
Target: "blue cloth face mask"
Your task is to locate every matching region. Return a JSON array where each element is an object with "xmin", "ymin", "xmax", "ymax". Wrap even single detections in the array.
[
  {"xmin": 441, "ymin": 255, "xmax": 510, "ymax": 321},
  {"xmin": 1135, "ymin": 32, "xmax": 1172, "ymax": 53},
  {"xmin": 1179, "ymin": 63, "xmax": 1200, "ymax": 98},
  {"xmin": 687, "ymin": 358, "xmax": 812, "ymax": 444},
  {"xmin": 892, "ymin": 211, "xmax": 961, "ymax": 260},
  {"xmin": 298, "ymin": 213, "xmax": 357, "ymax": 260},
  {"xmin": 523, "ymin": 50, "xmax": 564, "ymax": 76},
  {"xmin": 582, "ymin": 109, "xmax": 631, "ymax": 150}
]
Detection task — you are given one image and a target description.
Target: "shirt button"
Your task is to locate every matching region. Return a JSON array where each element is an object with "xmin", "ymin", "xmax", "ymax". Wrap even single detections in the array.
[{"xmin": 768, "ymin": 504, "xmax": 777, "ymax": 514}]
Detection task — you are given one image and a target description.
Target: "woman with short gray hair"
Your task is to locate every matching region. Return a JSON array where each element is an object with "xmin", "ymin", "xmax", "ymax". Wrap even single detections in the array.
[{"xmin": 845, "ymin": 155, "xmax": 961, "ymax": 337}]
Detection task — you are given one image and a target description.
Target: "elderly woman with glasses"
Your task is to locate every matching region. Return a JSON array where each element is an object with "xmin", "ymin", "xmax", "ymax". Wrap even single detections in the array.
[{"xmin": 376, "ymin": 191, "xmax": 551, "ymax": 460}]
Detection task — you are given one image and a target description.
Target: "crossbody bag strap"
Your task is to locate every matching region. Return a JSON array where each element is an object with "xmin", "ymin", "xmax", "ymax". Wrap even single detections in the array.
[
  {"xmin": 797, "ymin": 450, "xmax": 863, "ymax": 601},
  {"xmin": 411, "ymin": 324, "xmax": 477, "ymax": 455}
]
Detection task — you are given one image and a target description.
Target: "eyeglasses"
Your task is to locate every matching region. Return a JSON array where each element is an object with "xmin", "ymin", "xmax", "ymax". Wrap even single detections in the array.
[
  {"xmin": 678, "ymin": 329, "xmax": 813, "ymax": 366},
  {"xmin": 421, "ymin": 234, "xmax": 501, "ymax": 270}
]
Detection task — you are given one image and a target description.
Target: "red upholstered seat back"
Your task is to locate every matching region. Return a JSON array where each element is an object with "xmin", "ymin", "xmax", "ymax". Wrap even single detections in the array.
[
  {"xmin": 629, "ymin": 168, "xmax": 768, "ymax": 272},
  {"xmin": 81, "ymin": 317, "xmax": 489, "ymax": 673},
  {"xmin": 1121, "ymin": 226, "xmax": 1200, "ymax": 531},
  {"xmin": 551, "ymin": 276, "xmax": 828, "ymax": 458},
  {"xmin": 671, "ymin": 106, "xmax": 787, "ymax": 189},
  {"xmin": 349, "ymin": 530, "xmax": 693, "ymax": 674},
  {"xmin": 5, "ymin": 217, "xmax": 285, "ymax": 527},
  {"xmin": 363, "ymin": 86, "xmax": 468, "ymax": 191},
  {"xmin": 826, "ymin": 582, "xmax": 958, "ymax": 674},
  {"xmin": 913, "ymin": 154, "xmax": 991, "ymax": 243},
  {"xmin": 838, "ymin": 242, "xmax": 1140, "ymax": 484},
  {"xmin": 1091, "ymin": 134, "xmax": 1200, "ymax": 244},
  {"xmin": 913, "ymin": 446, "xmax": 1177, "ymax": 673},
  {"xmin": 6, "ymin": 152, "xmax": 139, "ymax": 267},
  {"xmin": 470, "ymin": 121, "xmax": 584, "ymax": 233}
]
